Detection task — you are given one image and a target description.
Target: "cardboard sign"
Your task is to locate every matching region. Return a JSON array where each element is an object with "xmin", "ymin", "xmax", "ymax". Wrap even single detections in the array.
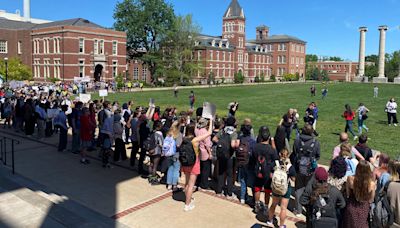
[
  {"xmin": 202, "ymin": 102, "xmax": 216, "ymax": 120},
  {"xmin": 79, "ymin": 94, "xmax": 91, "ymax": 103},
  {"xmin": 99, "ymin": 89, "xmax": 108, "ymax": 97},
  {"xmin": 149, "ymin": 98, "xmax": 155, "ymax": 106}
]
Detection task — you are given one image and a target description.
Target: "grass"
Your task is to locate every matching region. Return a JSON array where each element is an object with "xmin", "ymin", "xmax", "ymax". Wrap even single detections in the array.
[{"xmin": 93, "ymin": 82, "xmax": 400, "ymax": 165}]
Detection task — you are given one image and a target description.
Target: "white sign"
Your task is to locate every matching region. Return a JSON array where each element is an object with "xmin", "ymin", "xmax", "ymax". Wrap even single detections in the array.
[
  {"xmin": 202, "ymin": 102, "xmax": 217, "ymax": 120},
  {"xmin": 99, "ymin": 89, "xmax": 108, "ymax": 97},
  {"xmin": 79, "ymin": 94, "xmax": 91, "ymax": 103}
]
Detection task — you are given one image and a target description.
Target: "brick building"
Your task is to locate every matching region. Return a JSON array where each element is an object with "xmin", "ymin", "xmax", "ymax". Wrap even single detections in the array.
[
  {"xmin": 193, "ymin": 0, "xmax": 307, "ymax": 83},
  {"xmin": 308, "ymin": 61, "xmax": 375, "ymax": 81},
  {"xmin": 0, "ymin": 17, "xmax": 127, "ymax": 82}
]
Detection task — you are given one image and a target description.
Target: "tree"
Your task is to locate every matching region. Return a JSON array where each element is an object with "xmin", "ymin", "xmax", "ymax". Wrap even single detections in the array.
[
  {"xmin": 234, "ymin": 72, "xmax": 244, "ymax": 84},
  {"xmin": 113, "ymin": 0, "xmax": 175, "ymax": 82},
  {"xmin": 328, "ymin": 56, "xmax": 343, "ymax": 61},
  {"xmin": 0, "ymin": 57, "xmax": 32, "ymax": 81},
  {"xmin": 159, "ymin": 14, "xmax": 202, "ymax": 85},
  {"xmin": 306, "ymin": 54, "xmax": 318, "ymax": 63}
]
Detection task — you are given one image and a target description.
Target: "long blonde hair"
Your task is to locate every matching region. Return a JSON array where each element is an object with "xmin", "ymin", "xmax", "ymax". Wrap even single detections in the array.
[
  {"xmin": 167, "ymin": 121, "xmax": 180, "ymax": 139},
  {"xmin": 389, "ymin": 160, "xmax": 400, "ymax": 182}
]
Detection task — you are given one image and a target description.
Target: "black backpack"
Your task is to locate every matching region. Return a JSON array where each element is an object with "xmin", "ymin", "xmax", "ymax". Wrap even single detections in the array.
[
  {"xmin": 216, "ymin": 131, "xmax": 231, "ymax": 160},
  {"xmin": 236, "ymin": 137, "xmax": 250, "ymax": 167},
  {"xmin": 370, "ymin": 181, "xmax": 394, "ymax": 228},
  {"xmin": 297, "ymin": 138, "xmax": 316, "ymax": 176},
  {"xmin": 143, "ymin": 132, "xmax": 157, "ymax": 155},
  {"xmin": 179, "ymin": 138, "xmax": 196, "ymax": 166},
  {"xmin": 311, "ymin": 187, "xmax": 338, "ymax": 228}
]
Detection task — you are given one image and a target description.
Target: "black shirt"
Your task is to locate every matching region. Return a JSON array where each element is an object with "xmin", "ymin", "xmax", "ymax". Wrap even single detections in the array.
[
  {"xmin": 249, "ymin": 143, "xmax": 279, "ymax": 175},
  {"xmin": 355, "ymin": 144, "xmax": 373, "ymax": 162}
]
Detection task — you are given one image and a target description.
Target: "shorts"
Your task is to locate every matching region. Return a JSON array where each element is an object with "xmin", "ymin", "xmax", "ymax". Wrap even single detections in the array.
[
  {"xmin": 81, "ymin": 140, "xmax": 92, "ymax": 149},
  {"xmin": 254, "ymin": 177, "xmax": 272, "ymax": 193},
  {"xmin": 272, "ymin": 185, "xmax": 293, "ymax": 199}
]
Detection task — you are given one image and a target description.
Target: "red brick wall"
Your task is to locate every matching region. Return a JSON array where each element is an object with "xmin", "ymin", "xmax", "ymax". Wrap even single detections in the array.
[{"xmin": 0, "ymin": 28, "xmax": 32, "ymax": 68}]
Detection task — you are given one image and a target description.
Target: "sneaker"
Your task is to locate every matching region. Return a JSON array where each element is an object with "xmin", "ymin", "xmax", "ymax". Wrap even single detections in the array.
[
  {"xmin": 216, "ymin": 193, "xmax": 224, "ymax": 198},
  {"xmin": 295, "ymin": 213, "xmax": 303, "ymax": 218},
  {"xmin": 240, "ymin": 199, "xmax": 245, "ymax": 204},
  {"xmin": 183, "ymin": 202, "xmax": 195, "ymax": 212},
  {"xmin": 226, "ymin": 195, "xmax": 236, "ymax": 200},
  {"xmin": 395, "ymin": 124, "xmax": 398, "ymax": 127},
  {"xmin": 265, "ymin": 221, "xmax": 274, "ymax": 227}
]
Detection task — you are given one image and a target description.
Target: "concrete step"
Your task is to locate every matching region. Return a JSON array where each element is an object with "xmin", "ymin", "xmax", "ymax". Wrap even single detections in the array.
[{"xmin": 0, "ymin": 166, "xmax": 128, "ymax": 228}]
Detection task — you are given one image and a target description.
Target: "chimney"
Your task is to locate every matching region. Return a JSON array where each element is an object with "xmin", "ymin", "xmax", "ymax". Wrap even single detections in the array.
[{"xmin": 24, "ymin": 0, "xmax": 30, "ymax": 21}]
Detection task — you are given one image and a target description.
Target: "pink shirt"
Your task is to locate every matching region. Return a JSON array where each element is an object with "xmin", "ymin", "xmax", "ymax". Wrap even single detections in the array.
[
  {"xmin": 332, "ymin": 144, "xmax": 362, "ymax": 159},
  {"xmin": 195, "ymin": 127, "xmax": 212, "ymax": 161}
]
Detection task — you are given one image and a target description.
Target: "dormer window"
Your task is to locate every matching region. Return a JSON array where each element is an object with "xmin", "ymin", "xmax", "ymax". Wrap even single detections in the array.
[
  {"xmin": 212, "ymin": 40, "xmax": 216, "ymax": 47},
  {"xmin": 219, "ymin": 41, "xmax": 223, "ymax": 48},
  {"xmin": 226, "ymin": 41, "xmax": 230, "ymax": 48}
]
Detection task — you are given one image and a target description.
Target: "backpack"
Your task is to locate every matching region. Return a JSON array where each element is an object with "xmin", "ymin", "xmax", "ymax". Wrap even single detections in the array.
[
  {"xmin": 179, "ymin": 138, "xmax": 196, "ymax": 166},
  {"xmin": 143, "ymin": 132, "xmax": 157, "ymax": 155},
  {"xmin": 162, "ymin": 136, "xmax": 176, "ymax": 157},
  {"xmin": 236, "ymin": 137, "xmax": 250, "ymax": 167},
  {"xmin": 297, "ymin": 138, "xmax": 316, "ymax": 176},
  {"xmin": 255, "ymin": 154, "xmax": 268, "ymax": 179},
  {"xmin": 370, "ymin": 181, "xmax": 394, "ymax": 228},
  {"xmin": 272, "ymin": 160, "xmax": 289, "ymax": 196},
  {"xmin": 216, "ymin": 131, "xmax": 231, "ymax": 160},
  {"xmin": 311, "ymin": 188, "xmax": 338, "ymax": 228}
]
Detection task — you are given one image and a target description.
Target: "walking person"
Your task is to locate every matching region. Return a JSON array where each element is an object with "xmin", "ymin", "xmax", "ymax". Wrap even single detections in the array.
[
  {"xmin": 386, "ymin": 97, "xmax": 398, "ymax": 126},
  {"xmin": 356, "ymin": 103, "xmax": 369, "ymax": 134},
  {"xmin": 180, "ymin": 119, "xmax": 213, "ymax": 211},
  {"xmin": 189, "ymin": 91, "xmax": 195, "ymax": 110},
  {"xmin": 310, "ymin": 84, "xmax": 316, "ymax": 97},
  {"xmin": 173, "ymin": 83, "xmax": 178, "ymax": 98},
  {"xmin": 342, "ymin": 104, "xmax": 358, "ymax": 140}
]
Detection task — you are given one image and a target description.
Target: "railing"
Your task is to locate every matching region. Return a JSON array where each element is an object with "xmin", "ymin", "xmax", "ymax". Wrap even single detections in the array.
[{"xmin": 0, "ymin": 136, "xmax": 20, "ymax": 174}]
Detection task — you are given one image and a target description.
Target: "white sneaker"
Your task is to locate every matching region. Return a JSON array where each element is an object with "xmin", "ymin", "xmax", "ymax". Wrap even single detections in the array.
[
  {"xmin": 395, "ymin": 124, "xmax": 398, "ymax": 127},
  {"xmin": 295, "ymin": 213, "xmax": 302, "ymax": 218},
  {"xmin": 240, "ymin": 199, "xmax": 245, "ymax": 204},
  {"xmin": 183, "ymin": 202, "xmax": 195, "ymax": 212},
  {"xmin": 266, "ymin": 221, "xmax": 274, "ymax": 227}
]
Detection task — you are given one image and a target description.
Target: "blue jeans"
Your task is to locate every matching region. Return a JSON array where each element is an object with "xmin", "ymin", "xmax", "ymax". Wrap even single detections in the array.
[
  {"xmin": 238, "ymin": 166, "xmax": 248, "ymax": 201},
  {"xmin": 167, "ymin": 157, "xmax": 181, "ymax": 186},
  {"xmin": 345, "ymin": 120, "xmax": 356, "ymax": 137},
  {"xmin": 358, "ymin": 118, "xmax": 368, "ymax": 134}
]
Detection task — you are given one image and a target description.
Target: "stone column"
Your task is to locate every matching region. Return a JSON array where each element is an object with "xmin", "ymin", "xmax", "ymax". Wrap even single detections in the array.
[
  {"xmin": 374, "ymin": 25, "xmax": 389, "ymax": 83},
  {"xmin": 358, "ymin": 27, "xmax": 367, "ymax": 77}
]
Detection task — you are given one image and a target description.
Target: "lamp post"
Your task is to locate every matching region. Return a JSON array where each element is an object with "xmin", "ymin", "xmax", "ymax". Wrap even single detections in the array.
[{"xmin": 4, "ymin": 57, "xmax": 8, "ymax": 82}]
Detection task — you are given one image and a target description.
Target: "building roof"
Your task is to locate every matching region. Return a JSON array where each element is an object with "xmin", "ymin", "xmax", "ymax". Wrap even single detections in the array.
[
  {"xmin": 223, "ymin": 0, "xmax": 245, "ymax": 18},
  {"xmin": 195, "ymin": 34, "xmax": 234, "ymax": 50},
  {"xmin": 32, "ymin": 18, "xmax": 104, "ymax": 30},
  {"xmin": 0, "ymin": 18, "xmax": 35, "ymax": 30},
  {"xmin": 248, "ymin": 34, "xmax": 306, "ymax": 44}
]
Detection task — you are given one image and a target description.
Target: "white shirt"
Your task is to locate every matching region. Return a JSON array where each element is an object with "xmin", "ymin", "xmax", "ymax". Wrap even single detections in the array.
[{"xmin": 386, "ymin": 101, "xmax": 397, "ymax": 114}]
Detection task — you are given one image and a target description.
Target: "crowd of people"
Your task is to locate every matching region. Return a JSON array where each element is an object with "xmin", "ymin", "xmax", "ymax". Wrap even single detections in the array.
[{"xmin": 1, "ymin": 83, "xmax": 400, "ymax": 228}]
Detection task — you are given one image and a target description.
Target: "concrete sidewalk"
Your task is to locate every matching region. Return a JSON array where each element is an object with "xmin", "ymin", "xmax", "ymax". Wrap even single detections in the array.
[{"xmin": 0, "ymin": 127, "xmax": 306, "ymax": 228}]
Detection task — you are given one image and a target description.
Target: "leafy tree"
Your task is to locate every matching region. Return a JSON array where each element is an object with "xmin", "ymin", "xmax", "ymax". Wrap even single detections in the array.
[
  {"xmin": 234, "ymin": 72, "xmax": 244, "ymax": 84},
  {"xmin": 328, "ymin": 56, "xmax": 343, "ymax": 61},
  {"xmin": 306, "ymin": 54, "xmax": 318, "ymax": 63},
  {"xmin": 159, "ymin": 15, "xmax": 202, "ymax": 84},
  {"xmin": 320, "ymin": 70, "xmax": 330, "ymax": 81},
  {"xmin": 0, "ymin": 57, "xmax": 32, "ymax": 81},
  {"xmin": 283, "ymin": 73, "xmax": 298, "ymax": 81},
  {"xmin": 113, "ymin": 0, "xmax": 175, "ymax": 82}
]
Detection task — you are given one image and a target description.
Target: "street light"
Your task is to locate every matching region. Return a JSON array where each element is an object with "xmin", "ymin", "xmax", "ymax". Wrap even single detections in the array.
[{"xmin": 4, "ymin": 57, "xmax": 8, "ymax": 82}]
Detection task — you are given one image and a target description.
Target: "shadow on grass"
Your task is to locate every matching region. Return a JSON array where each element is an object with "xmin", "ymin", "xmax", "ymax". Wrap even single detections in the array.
[{"xmin": 376, "ymin": 120, "xmax": 388, "ymax": 125}]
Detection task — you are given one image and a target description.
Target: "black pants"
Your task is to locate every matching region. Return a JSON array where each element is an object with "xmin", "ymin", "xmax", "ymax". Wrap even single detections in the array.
[
  {"xmin": 138, "ymin": 144, "xmax": 147, "ymax": 173},
  {"xmin": 58, "ymin": 127, "xmax": 68, "ymax": 151},
  {"xmin": 114, "ymin": 138, "xmax": 127, "ymax": 161},
  {"xmin": 130, "ymin": 141, "xmax": 139, "ymax": 166},
  {"xmin": 388, "ymin": 112, "xmax": 398, "ymax": 125},
  {"xmin": 216, "ymin": 157, "xmax": 234, "ymax": 196},
  {"xmin": 199, "ymin": 160, "xmax": 211, "ymax": 189},
  {"xmin": 124, "ymin": 126, "xmax": 130, "ymax": 143},
  {"xmin": 25, "ymin": 118, "xmax": 35, "ymax": 135}
]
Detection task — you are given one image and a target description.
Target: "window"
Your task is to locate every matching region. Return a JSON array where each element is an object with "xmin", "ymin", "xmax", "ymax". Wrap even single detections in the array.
[
  {"xmin": 54, "ymin": 60, "xmax": 61, "ymax": 79},
  {"xmin": 43, "ymin": 59, "xmax": 50, "ymax": 79},
  {"xmin": 112, "ymin": 61, "xmax": 118, "ymax": 77},
  {"xmin": 223, "ymin": 52, "xmax": 226, "ymax": 61},
  {"xmin": 238, "ymin": 37, "xmax": 243, "ymax": 48},
  {"xmin": 229, "ymin": 53, "xmax": 232, "ymax": 62},
  {"xmin": 100, "ymin": 40, "xmax": 104, "ymax": 55},
  {"xmin": 198, "ymin": 51, "xmax": 202, "ymax": 61},
  {"xmin": 94, "ymin": 40, "xmax": 98, "ymax": 54},
  {"xmin": 33, "ymin": 40, "xmax": 37, "ymax": 54},
  {"xmin": 133, "ymin": 67, "xmax": 139, "ymax": 80},
  {"xmin": 18, "ymin": 41, "xmax": 22, "ymax": 54},
  {"xmin": 79, "ymin": 38, "xmax": 85, "ymax": 53},
  {"xmin": 216, "ymin": 51, "xmax": 219, "ymax": 61},
  {"xmin": 228, "ymin": 65, "xmax": 231, "ymax": 77},
  {"xmin": 216, "ymin": 64, "xmax": 219, "ymax": 77},
  {"xmin": 79, "ymin": 60, "xmax": 85, "ymax": 77},
  {"xmin": 33, "ymin": 59, "xmax": 40, "ymax": 78},
  {"xmin": 238, "ymin": 53, "xmax": 243, "ymax": 63},
  {"xmin": 112, "ymin": 41, "xmax": 117, "ymax": 55},
  {"xmin": 210, "ymin": 51, "xmax": 213, "ymax": 60},
  {"xmin": 142, "ymin": 68, "xmax": 147, "ymax": 81}
]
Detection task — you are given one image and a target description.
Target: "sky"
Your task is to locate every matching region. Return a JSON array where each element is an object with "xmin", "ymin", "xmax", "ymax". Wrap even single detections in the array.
[{"xmin": 2, "ymin": 0, "xmax": 400, "ymax": 61}]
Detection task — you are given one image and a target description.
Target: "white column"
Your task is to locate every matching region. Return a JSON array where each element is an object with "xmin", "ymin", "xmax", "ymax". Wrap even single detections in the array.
[
  {"xmin": 358, "ymin": 27, "xmax": 367, "ymax": 77},
  {"xmin": 378, "ymin": 25, "xmax": 388, "ymax": 78}
]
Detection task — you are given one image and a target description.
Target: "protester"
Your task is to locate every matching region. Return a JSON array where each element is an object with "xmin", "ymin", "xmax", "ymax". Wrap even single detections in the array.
[
  {"xmin": 386, "ymin": 97, "xmax": 398, "ymax": 126},
  {"xmin": 290, "ymin": 124, "xmax": 321, "ymax": 217},
  {"xmin": 356, "ymin": 103, "xmax": 369, "ymax": 134},
  {"xmin": 79, "ymin": 107, "xmax": 94, "ymax": 164},
  {"xmin": 267, "ymin": 148, "xmax": 296, "ymax": 228},
  {"xmin": 387, "ymin": 160, "xmax": 400, "ymax": 227},
  {"xmin": 374, "ymin": 153, "xmax": 391, "ymax": 191},
  {"xmin": 113, "ymin": 111, "xmax": 127, "ymax": 162},
  {"xmin": 227, "ymin": 102, "xmax": 239, "ymax": 117},
  {"xmin": 343, "ymin": 160, "xmax": 376, "ymax": 228},
  {"xmin": 354, "ymin": 134, "xmax": 376, "ymax": 165},
  {"xmin": 279, "ymin": 109, "xmax": 294, "ymax": 141},
  {"xmin": 332, "ymin": 132, "xmax": 365, "ymax": 161},
  {"xmin": 195, "ymin": 118, "xmax": 212, "ymax": 190},
  {"xmin": 181, "ymin": 119, "xmax": 213, "ymax": 212},
  {"xmin": 327, "ymin": 156, "xmax": 347, "ymax": 192},
  {"xmin": 342, "ymin": 104, "xmax": 358, "ymax": 140},
  {"xmin": 54, "ymin": 105, "xmax": 69, "ymax": 152},
  {"xmin": 165, "ymin": 121, "xmax": 182, "ymax": 191}
]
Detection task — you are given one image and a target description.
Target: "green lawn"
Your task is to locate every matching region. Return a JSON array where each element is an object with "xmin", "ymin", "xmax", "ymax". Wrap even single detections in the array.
[{"xmin": 94, "ymin": 82, "xmax": 400, "ymax": 164}]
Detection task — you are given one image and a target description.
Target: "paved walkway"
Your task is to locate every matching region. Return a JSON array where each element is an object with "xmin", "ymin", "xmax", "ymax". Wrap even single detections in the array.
[{"xmin": 0, "ymin": 127, "xmax": 306, "ymax": 228}]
